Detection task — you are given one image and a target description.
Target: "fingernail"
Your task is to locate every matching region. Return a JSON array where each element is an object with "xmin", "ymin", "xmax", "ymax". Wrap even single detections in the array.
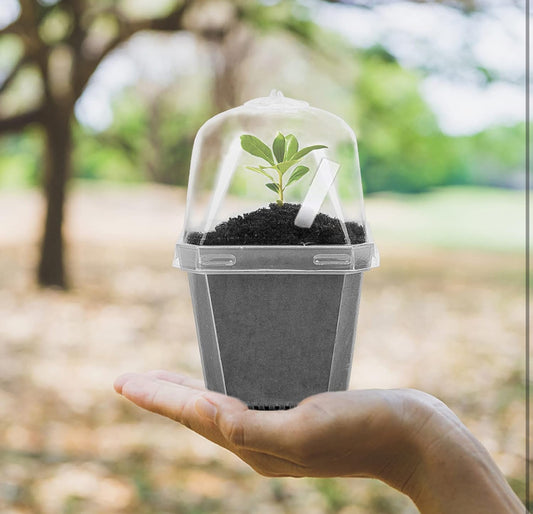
[{"xmin": 195, "ymin": 397, "xmax": 218, "ymax": 422}]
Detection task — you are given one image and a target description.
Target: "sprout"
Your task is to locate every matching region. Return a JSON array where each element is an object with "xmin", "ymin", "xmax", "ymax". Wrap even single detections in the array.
[{"xmin": 240, "ymin": 132, "xmax": 327, "ymax": 205}]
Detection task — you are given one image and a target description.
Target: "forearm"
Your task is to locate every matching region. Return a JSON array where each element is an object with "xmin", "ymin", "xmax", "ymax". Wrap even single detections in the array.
[{"xmin": 398, "ymin": 393, "xmax": 525, "ymax": 514}]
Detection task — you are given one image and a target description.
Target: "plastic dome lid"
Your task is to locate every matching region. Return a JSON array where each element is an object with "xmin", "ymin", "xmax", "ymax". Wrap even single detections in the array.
[{"xmin": 174, "ymin": 90, "xmax": 379, "ymax": 274}]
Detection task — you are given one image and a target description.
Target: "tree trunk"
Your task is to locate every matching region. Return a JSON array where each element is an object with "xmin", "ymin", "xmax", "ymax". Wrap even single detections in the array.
[{"xmin": 37, "ymin": 109, "xmax": 72, "ymax": 289}]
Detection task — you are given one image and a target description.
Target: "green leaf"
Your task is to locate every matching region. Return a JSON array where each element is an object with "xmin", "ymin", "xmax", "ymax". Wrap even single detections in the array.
[
  {"xmin": 285, "ymin": 134, "xmax": 299, "ymax": 160},
  {"xmin": 292, "ymin": 144, "xmax": 327, "ymax": 160},
  {"xmin": 276, "ymin": 159, "xmax": 300, "ymax": 174},
  {"xmin": 246, "ymin": 166, "xmax": 274, "ymax": 181},
  {"xmin": 266, "ymin": 182, "xmax": 280, "ymax": 193},
  {"xmin": 272, "ymin": 132, "xmax": 285, "ymax": 163},
  {"xmin": 285, "ymin": 165, "xmax": 309, "ymax": 188},
  {"xmin": 240, "ymin": 134, "xmax": 275, "ymax": 165}
]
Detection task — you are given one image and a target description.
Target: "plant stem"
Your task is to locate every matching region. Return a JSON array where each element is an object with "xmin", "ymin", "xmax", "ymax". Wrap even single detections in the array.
[{"xmin": 278, "ymin": 170, "xmax": 284, "ymax": 205}]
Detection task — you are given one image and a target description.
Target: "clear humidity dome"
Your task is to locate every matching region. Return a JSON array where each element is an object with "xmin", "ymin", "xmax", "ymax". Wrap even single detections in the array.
[{"xmin": 174, "ymin": 90, "xmax": 379, "ymax": 274}]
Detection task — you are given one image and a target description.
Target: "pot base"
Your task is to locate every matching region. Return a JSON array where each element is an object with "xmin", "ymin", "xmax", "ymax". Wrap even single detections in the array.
[
  {"xmin": 248, "ymin": 403, "xmax": 296, "ymax": 410},
  {"xmin": 188, "ymin": 273, "xmax": 362, "ymax": 409}
]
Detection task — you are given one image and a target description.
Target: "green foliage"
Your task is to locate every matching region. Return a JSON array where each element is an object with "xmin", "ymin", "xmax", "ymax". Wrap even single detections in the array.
[
  {"xmin": 272, "ymin": 132, "xmax": 286, "ymax": 162},
  {"xmin": 314, "ymin": 478, "xmax": 350, "ymax": 513},
  {"xmin": 286, "ymin": 165, "xmax": 310, "ymax": 187},
  {"xmin": 240, "ymin": 132, "xmax": 325, "ymax": 204},
  {"xmin": 285, "ymin": 134, "xmax": 298, "ymax": 159},
  {"xmin": 241, "ymin": 0, "xmax": 315, "ymax": 44},
  {"xmin": 292, "ymin": 144, "xmax": 328, "ymax": 160},
  {"xmin": 0, "ymin": 6, "xmax": 524, "ymax": 195},
  {"xmin": 0, "ymin": 131, "xmax": 42, "ymax": 189},
  {"xmin": 265, "ymin": 182, "xmax": 280, "ymax": 194},
  {"xmin": 453, "ymin": 123, "xmax": 525, "ymax": 186},
  {"xmin": 73, "ymin": 86, "xmax": 210, "ymax": 185},
  {"xmin": 354, "ymin": 45, "xmax": 467, "ymax": 193},
  {"xmin": 240, "ymin": 134, "xmax": 275, "ymax": 165}
]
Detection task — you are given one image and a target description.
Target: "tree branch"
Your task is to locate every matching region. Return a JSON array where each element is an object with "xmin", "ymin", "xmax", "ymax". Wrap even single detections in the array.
[
  {"xmin": 4, "ymin": 0, "xmax": 52, "ymax": 104},
  {"xmin": 117, "ymin": 0, "xmax": 195, "ymax": 42},
  {"xmin": 1, "ymin": 17, "xmax": 24, "ymax": 36},
  {"xmin": 73, "ymin": 0, "xmax": 193, "ymax": 97},
  {"xmin": 0, "ymin": 56, "xmax": 29, "ymax": 95},
  {"xmin": 0, "ymin": 107, "xmax": 43, "ymax": 134}
]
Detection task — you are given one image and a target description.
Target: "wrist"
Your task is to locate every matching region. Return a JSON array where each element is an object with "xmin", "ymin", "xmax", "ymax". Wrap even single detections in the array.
[
  {"xmin": 393, "ymin": 390, "xmax": 524, "ymax": 514},
  {"xmin": 365, "ymin": 389, "xmax": 439, "ymax": 494},
  {"xmin": 348, "ymin": 389, "xmax": 436, "ymax": 491}
]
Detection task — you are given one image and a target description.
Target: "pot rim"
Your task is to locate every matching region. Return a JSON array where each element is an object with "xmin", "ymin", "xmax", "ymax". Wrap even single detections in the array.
[{"xmin": 174, "ymin": 242, "xmax": 379, "ymax": 274}]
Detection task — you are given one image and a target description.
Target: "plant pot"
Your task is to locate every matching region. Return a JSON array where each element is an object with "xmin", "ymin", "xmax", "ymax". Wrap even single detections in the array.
[
  {"xmin": 174, "ymin": 244, "xmax": 376, "ymax": 409},
  {"xmin": 173, "ymin": 91, "xmax": 379, "ymax": 408}
]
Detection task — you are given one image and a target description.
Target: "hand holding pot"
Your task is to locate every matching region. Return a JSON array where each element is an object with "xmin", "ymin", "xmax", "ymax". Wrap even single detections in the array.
[{"xmin": 114, "ymin": 371, "xmax": 525, "ymax": 514}]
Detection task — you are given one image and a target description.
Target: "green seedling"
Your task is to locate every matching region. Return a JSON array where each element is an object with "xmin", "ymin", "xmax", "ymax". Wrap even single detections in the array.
[{"xmin": 240, "ymin": 132, "xmax": 327, "ymax": 205}]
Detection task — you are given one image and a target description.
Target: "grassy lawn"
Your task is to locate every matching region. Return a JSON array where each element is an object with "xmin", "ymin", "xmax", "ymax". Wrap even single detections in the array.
[{"xmin": 366, "ymin": 186, "xmax": 525, "ymax": 252}]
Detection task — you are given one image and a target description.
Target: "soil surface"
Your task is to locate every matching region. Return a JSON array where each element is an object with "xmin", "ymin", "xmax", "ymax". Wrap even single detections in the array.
[{"xmin": 186, "ymin": 203, "xmax": 366, "ymax": 245}]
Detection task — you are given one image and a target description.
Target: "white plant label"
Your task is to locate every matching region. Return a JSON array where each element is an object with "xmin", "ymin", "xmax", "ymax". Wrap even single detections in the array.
[{"xmin": 294, "ymin": 158, "xmax": 341, "ymax": 228}]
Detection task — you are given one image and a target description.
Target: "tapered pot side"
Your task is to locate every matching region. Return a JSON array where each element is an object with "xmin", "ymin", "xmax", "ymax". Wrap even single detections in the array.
[{"xmin": 188, "ymin": 272, "xmax": 363, "ymax": 409}]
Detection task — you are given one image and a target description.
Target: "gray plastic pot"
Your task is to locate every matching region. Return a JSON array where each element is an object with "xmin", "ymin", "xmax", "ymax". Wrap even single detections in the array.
[
  {"xmin": 188, "ymin": 272, "xmax": 362, "ymax": 409},
  {"xmin": 175, "ymin": 243, "xmax": 377, "ymax": 409},
  {"xmin": 174, "ymin": 242, "xmax": 377, "ymax": 409}
]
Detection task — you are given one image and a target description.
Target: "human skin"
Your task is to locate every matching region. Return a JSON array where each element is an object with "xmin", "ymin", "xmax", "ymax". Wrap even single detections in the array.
[{"xmin": 114, "ymin": 370, "xmax": 526, "ymax": 514}]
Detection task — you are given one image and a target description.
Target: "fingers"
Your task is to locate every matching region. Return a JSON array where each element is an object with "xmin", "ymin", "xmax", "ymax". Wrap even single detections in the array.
[
  {"xmin": 115, "ymin": 372, "xmax": 240, "ymax": 450},
  {"xmin": 114, "ymin": 371, "xmax": 205, "ymax": 393},
  {"xmin": 145, "ymin": 370, "xmax": 206, "ymax": 391},
  {"xmin": 114, "ymin": 372, "xmax": 304, "ymax": 459},
  {"xmin": 114, "ymin": 372, "xmax": 226, "ymax": 423}
]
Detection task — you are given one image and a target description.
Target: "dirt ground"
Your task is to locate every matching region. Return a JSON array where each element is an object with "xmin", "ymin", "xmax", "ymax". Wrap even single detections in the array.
[{"xmin": 0, "ymin": 185, "xmax": 526, "ymax": 513}]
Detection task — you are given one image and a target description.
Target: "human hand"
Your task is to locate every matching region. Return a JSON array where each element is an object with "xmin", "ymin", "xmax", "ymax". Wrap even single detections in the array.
[
  {"xmin": 114, "ymin": 370, "xmax": 419, "ymax": 483},
  {"xmin": 114, "ymin": 371, "xmax": 525, "ymax": 514}
]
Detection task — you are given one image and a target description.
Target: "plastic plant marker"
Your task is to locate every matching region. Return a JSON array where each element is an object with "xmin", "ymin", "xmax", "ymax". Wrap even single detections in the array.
[
  {"xmin": 294, "ymin": 158, "xmax": 341, "ymax": 229},
  {"xmin": 312, "ymin": 150, "xmax": 351, "ymax": 243}
]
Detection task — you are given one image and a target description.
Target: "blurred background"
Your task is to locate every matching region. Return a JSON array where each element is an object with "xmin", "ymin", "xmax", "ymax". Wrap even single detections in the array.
[{"xmin": 0, "ymin": 0, "xmax": 527, "ymax": 512}]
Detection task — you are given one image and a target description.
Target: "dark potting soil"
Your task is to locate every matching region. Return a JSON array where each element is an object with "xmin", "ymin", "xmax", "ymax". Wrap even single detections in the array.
[{"xmin": 186, "ymin": 203, "xmax": 365, "ymax": 245}]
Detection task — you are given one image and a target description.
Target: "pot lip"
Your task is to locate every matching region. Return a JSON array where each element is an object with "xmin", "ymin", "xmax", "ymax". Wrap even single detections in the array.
[
  {"xmin": 173, "ymin": 241, "xmax": 379, "ymax": 274},
  {"xmin": 177, "ymin": 241, "xmax": 373, "ymax": 248}
]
